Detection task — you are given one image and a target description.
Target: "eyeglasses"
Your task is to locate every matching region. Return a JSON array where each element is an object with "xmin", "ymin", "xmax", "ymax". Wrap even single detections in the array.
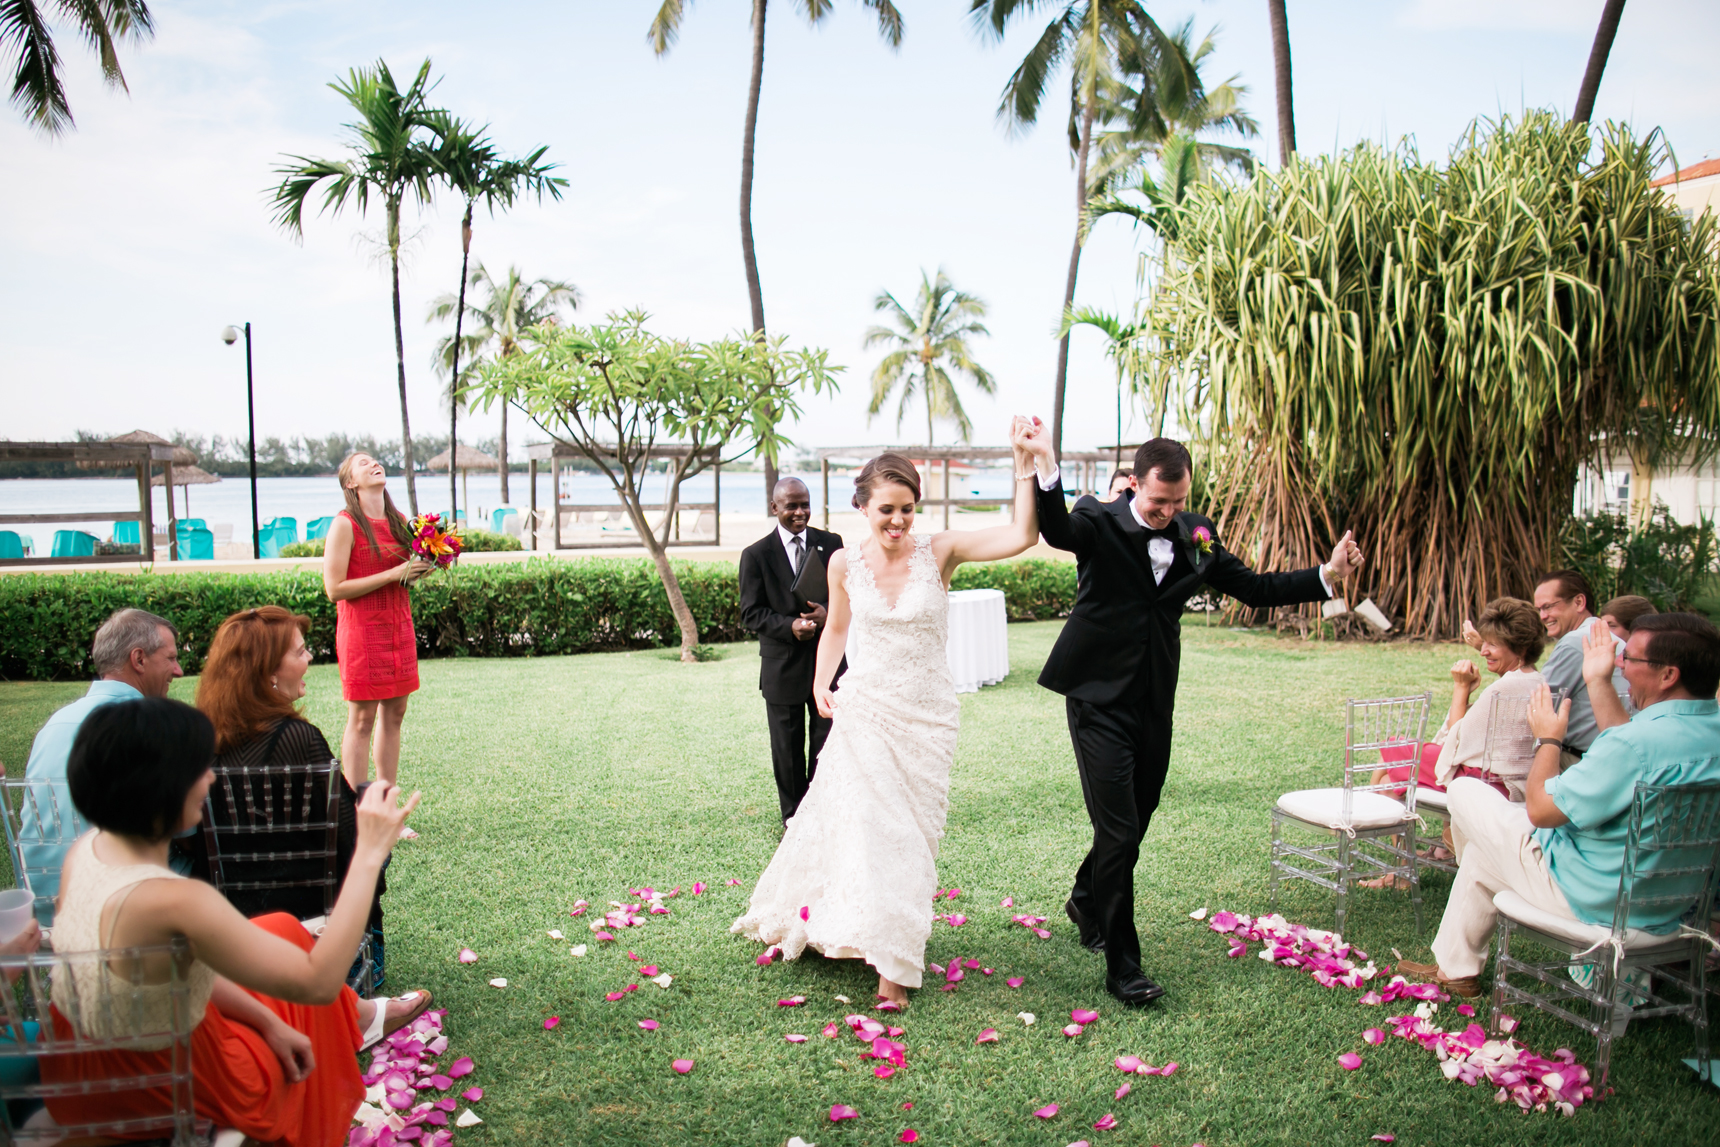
[
  {"xmin": 1536, "ymin": 598, "xmax": 1568, "ymax": 615},
  {"xmin": 1617, "ymin": 653, "xmax": 1667, "ymax": 668}
]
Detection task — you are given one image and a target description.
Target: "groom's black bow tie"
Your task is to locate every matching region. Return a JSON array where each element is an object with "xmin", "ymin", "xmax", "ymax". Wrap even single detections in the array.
[{"xmin": 1139, "ymin": 524, "xmax": 1178, "ymax": 541}]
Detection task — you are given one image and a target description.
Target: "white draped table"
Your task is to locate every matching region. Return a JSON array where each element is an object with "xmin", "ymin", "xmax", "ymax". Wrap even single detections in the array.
[{"xmin": 946, "ymin": 588, "xmax": 1009, "ymax": 693}]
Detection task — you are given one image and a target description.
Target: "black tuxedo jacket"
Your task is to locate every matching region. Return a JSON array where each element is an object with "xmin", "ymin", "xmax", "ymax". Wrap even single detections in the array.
[
  {"xmin": 739, "ymin": 525, "xmax": 845, "ymax": 704},
  {"xmin": 1035, "ymin": 479, "xmax": 1329, "ymax": 708}
]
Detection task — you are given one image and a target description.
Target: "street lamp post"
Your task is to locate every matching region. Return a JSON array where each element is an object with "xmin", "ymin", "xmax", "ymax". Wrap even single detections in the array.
[{"xmin": 221, "ymin": 323, "xmax": 261, "ymax": 559}]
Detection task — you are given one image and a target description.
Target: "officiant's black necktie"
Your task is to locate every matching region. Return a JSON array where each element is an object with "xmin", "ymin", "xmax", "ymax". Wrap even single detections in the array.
[{"xmin": 790, "ymin": 535, "xmax": 804, "ymax": 574}]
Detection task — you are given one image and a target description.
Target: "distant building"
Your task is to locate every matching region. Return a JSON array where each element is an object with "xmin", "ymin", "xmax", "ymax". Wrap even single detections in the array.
[{"xmin": 1652, "ymin": 157, "xmax": 1720, "ymax": 224}]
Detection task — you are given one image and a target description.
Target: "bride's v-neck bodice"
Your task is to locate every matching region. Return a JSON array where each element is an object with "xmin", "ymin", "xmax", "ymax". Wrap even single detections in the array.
[{"xmin": 842, "ymin": 533, "xmax": 950, "ymax": 682}]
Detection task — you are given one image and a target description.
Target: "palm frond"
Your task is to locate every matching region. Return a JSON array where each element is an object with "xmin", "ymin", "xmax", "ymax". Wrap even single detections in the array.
[{"xmin": 649, "ymin": 0, "xmax": 690, "ymax": 54}]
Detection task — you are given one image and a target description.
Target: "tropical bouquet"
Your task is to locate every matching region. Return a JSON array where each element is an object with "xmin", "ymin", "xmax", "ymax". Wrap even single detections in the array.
[{"xmin": 406, "ymin": 514, "xmax": 464, "ymax": 570}]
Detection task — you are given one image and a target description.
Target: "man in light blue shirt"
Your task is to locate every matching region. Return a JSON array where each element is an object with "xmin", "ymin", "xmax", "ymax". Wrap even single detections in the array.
[
  {"xmin": 14, "ymin": 609, "xmax": 182, "ymax": 922},
  {"xmin": 1533, "ymin": 570, "xmax": 1630, "ymax": 755},
  {"xmin": 1402, "ymin": 612, "xmax": 1720, "ymax": 996}
]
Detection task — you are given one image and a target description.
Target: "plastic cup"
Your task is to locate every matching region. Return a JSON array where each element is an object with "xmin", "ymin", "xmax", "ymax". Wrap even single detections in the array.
[{"xmin": 0, "ymin": 888, "xmax": 33, "ymax": 944}]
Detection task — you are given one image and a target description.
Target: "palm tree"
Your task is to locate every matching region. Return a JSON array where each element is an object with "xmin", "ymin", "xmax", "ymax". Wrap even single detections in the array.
[
  {"xmin": 426, "ymin": 112, "xmax": 566, "ymax": 512},
  {"xmin": 271, "ymin": 58, "xmax": 442, "ymax": 514},
  {"xmin": 4, "ymin": 0, "xmax": 153, "ymax": 135},
  {"xmin": 969, "ymin": 0, "xmax": 1188, "ymax": 461},
  {"xmin": 428, "ymin": 264, "xmax": 579, "ymax": 504},
  {"xmin": 649, "ymin": 0, "xmax": 904, "ymax": 499},
  {"xmin": 862, "ymin": 269, "xmax": 996, "ymax": 445},
  {"xmin": 1573, "ymin": 0, "xmax": 1628, "ymax": 124},
  {"xmin": 1266, "ymin": 0, "xmax": 1294, "ymax": 166},
  {"xmin": 1087, "ymin": 20, "xmax": 1258, "ymax": 240}
]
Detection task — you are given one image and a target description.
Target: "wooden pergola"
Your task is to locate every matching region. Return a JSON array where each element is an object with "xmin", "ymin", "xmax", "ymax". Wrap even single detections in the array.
[
  {"xmin": 0, "ymin": 441, "xmax": 176, "ymax": 566},
  {"xmin": 526, "ymin": 442, "xmax": 722, "ymax": 550},
  {"xmin": 812, "ymin": 446, "xmax": 1141, "ymax": 530}
]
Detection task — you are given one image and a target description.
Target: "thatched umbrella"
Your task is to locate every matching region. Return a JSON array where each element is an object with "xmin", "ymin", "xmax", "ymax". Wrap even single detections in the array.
[
  {"xmin": 152, "ymin": 464, "xmax": 221, "ymax": 518},
  {"xmin": 424, "ymin": 445, "xmax": 499, "ymax": 522},
  {"xmin": 75, "ymin": 429, "xmax": 198, "ymax": 471}
]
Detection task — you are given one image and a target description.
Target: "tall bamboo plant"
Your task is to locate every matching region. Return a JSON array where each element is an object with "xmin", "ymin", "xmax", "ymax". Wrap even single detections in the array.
[{"xmin": 1139, "ymin": 112, "xmax": 1720, "ymax": 637}]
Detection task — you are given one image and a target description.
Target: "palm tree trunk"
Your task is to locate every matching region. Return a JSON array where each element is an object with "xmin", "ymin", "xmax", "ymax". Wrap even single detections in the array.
[
  {"xmin": 742, "ymin": 0, "xmax": 775, "ymax": 506},
  {"xmin": 450, "ymin": 204, "xmax": 473, "ymax": 523},
  {"xmin": 1267, "ymin": 0, "xmax": 1296, "ymax": 166},
  {"xmin": 1573, "ymin": 0, "xmax": 1628, "ymax": 124},
  {"xmin": 389, "ymin": 199, "xmax": 418, "ymax": 514},
  {"xmin": 1050, "ymin": 97, "xmax": 1097, "ymax": 464}
]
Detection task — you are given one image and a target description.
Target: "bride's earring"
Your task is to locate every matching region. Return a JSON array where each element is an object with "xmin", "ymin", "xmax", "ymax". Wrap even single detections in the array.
[{"xmin": 271, "ymin": 677, "xmax": 279, "ymax": 691}]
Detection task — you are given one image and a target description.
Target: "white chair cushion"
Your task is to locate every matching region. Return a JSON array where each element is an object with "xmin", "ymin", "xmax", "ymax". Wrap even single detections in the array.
[
  {"xmin": 1492, "ymin": 890, "xmax": 1689, "ymax": 953},
  {"xmin": 1275, "ymin": 788, "xmax": 1412, "ymax": 830},
  {"xmin": 1414, "ymin": 786, "xmax": 1450, "ymax": 812}
]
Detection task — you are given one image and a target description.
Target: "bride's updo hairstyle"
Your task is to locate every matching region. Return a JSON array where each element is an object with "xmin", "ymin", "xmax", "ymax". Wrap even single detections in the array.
[{"xmin": 852, "ymin": 453, "xmax": 921, "ymax": 510}]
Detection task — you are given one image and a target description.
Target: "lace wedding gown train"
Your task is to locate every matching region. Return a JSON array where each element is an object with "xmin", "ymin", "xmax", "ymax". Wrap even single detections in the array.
[{"xmin": 732, "ymin": 534, "xmax": 960, "ymax": 987}]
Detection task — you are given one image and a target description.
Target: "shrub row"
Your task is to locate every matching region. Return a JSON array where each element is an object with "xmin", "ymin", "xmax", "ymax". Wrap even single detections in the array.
[{"xmin": 0, "ymin": 557, "xmax": 1077, "ymax": 681}]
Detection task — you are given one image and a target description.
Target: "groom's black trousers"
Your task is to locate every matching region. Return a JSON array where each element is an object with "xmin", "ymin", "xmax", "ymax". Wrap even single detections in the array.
[{"xmin": 1065, "ymin": 691, "xmax": 1174, "ymax": 981}]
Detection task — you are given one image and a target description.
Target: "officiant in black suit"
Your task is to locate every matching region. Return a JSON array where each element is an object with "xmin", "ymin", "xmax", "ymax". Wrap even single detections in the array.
[
  {"xmin": 739, "ymin": 477, "xmax": 845, "ymax": 823},
  {"xmin": 1017, "ymin": 424, "xmax": 1364, "ymax": 1006}
]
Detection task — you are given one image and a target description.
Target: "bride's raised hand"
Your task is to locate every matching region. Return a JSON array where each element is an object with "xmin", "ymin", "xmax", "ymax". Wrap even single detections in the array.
[{"xmin": 814, "ymin": 682, "xmax": 838, "ymax": 719}]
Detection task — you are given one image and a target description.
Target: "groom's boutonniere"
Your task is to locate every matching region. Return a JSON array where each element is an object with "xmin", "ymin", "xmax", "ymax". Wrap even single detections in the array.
[{"xmin": 1191, "ymin": 526, "xmax": 1214, "ymax": 556}]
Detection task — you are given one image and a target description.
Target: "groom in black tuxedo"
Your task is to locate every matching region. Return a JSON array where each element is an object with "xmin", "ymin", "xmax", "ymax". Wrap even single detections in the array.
[
  {"xmin": 1020, "ymin": 429, "xmax": 1363, "ymax": 1005},
  {"xmin": 739, "ymin": 477, "xmax": 845, "ymax": 823}
]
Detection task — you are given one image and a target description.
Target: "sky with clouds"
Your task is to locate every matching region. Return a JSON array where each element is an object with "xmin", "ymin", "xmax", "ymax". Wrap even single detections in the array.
[{"xmin": 4, "ymin": 0, "xmax": 1715, "ymax": 458}]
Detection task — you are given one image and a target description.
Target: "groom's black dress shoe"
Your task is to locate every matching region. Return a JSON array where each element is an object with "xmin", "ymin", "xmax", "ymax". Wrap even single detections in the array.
[
  {"xmin": 1064, "ymin": 899, "xmax": 1106, "ymax": 953},
  {"xmin": 1106, "ymin": 973, "xmax": 1167, "ymax": 1006}
]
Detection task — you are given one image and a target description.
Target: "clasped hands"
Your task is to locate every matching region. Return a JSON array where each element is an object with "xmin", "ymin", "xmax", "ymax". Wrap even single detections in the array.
[{"xmin": 792, "ymin": 602, "xmax": 827, "ymax": 641}]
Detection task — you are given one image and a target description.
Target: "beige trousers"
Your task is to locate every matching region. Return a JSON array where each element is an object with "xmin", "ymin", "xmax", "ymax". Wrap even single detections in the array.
[{"xmin": 1431, "ymin": 777, "xmax": 1578, "ymax": 979}]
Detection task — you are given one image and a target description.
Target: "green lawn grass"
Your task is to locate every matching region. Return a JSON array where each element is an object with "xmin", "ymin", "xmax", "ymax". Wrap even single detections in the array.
[{"xmin": 2, "ymin": 621, "xmax": 1715, "ymax": 1146}]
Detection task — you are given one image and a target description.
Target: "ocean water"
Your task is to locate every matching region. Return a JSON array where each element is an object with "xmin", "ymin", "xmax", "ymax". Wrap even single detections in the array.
[{"xmin": 0, "ymin": 467, "xmax": 1020, "ymax": 548}]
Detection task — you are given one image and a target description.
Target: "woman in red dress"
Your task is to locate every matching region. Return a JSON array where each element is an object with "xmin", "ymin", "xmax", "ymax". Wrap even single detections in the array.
[{"xmin": 323, "ymin": 454, "xmax": 431, "ymax": 796}]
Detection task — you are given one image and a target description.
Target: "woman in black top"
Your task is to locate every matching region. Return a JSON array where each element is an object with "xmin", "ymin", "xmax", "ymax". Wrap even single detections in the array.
[{"xmin": 179, "ymin": 606, "xmax": 388, "ymax": 988}]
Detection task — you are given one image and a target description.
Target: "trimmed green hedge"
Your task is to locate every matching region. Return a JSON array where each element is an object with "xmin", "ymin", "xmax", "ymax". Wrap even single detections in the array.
[{"xmin": 0, "ymin": 558, "xmax": 1077, "ymax": 680}]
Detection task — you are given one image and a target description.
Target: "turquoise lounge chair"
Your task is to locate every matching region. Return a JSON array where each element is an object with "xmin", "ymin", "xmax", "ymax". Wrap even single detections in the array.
[
  {"xmin": 50, "ymin": 531, "xmax": 97, "ymax": 558},
  {"xmin": 0, "ymin": 532, "xmax": 23, "ymax": 559},
  {"xmin": 305, "ymin": 516, "xmax": 335, "ymax": 541},
  {"xmin": 266, "ymin": 517, "xmax": 299, "ymax": 545},
  {"xmin": 175, "ymin": 522, "xmax": 214, "ymax": 561},
  {"xmin": 112, "ymin": 521, "xmax": 141, "ymax": 545},
  {"xmin": 491, "ymin": 507, "xmax": 519, "ymax": 533}
]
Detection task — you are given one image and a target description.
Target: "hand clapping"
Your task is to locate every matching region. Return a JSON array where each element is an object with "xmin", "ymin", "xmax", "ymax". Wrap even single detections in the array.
[
  {"xmin": 1450, "ymin": 659, "xmax": 1481, "ymax": 691},
  {"xmin": 1527, "ymin": 683, "xmax": 1572, "ymax": 743},
  {"xmin": 1580, "ymin": 621, "xmax": 1617, "ymax": 685}
]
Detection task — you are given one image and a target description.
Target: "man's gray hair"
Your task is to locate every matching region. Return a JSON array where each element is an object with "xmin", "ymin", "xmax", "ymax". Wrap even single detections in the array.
[{"xmin": 90, "ymin": 609, "xmax": 177, "ymax": 676}]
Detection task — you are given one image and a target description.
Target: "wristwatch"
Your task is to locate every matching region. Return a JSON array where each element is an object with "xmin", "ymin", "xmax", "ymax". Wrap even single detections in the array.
[{"xmin": 1535, "ymin": 737, "xmax": 1563, "ymax": 751}]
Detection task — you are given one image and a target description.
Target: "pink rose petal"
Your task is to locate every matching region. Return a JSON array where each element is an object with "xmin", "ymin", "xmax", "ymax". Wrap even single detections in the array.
[
  {"xmin": 640, "ymin": 965, "xmax": 659, "ymax": 976},
  {"xmin": 963, "ymin": 958, "xmax": 981, "ymax": 969},
  {"xmin": 692, "ymin": 882, "xmax": 706, "ymax": 895},
  {"xmin": 1032, "ymin": 928, "xmax": 1051, "ymax": 939},
  {"xmin": 874, "ymin": 1065, "xmax": 896, "ymax": 1079},
  {"xmin": 1159, "ymin": 1061, "xmax": 1179, "ymax": 1076},
  {"xmin": 976, "ymin": 1028, "xmax": 999, "ymax": 1044},
  {"xmin": 1359, "ymin": 991, "xmax": 1384, "ymax": 1006},
  {"xmin": 671, "ymin": 1059, "xmax": 695, "ymax": 1074},
  {"xmin": 1456, "ymin": 1003, "xmax": 1475, "ymax": 1016},
  {"xmin": 902, "ymin": 1102, "xmax": 913, "ymax": 1110},
  {"xmin": 1338, "ymin": 1052, "xmax": 1363, "ymax": 1071},
  {"xmin": 595, "ymin": 931, "xmax": 615, "ymax": 942},
  {"xmin": 830, "ymin": 1104, "xmax": 860, "ymax": 1122},
  {"xmin": 1372, "ymin": 1137, "xmax": 1395, "ymax": 1143},
  {"xmin": 1062, "ymin": 1024, "xmax": 1083, "ymax": 1038},
  {"xmin": 1033, "ymin": 1104, "xmax": 1060, "ymax": 1119},
  {"xmin": 982, "ymin": 968, "xmax": 994, "ymax": 976},
  {"xmin": 785, "ymin": 1033, "xmax": 809, "ymax": 1043},
  {"xmin": 461, "ymin": 1087, "xmax": 483, "ymax": 1103},
  {"xmin": 1001, "ymin": 896, "xmax": 1014, "ymax": 907},
  {"xmin": 1363, "ymin": 1028, "xmax": 1385, "ymax": 1045},
  {"xmin": 800, "ymin": 905, "xmax": 810, "ymax": 921},
  {"xmin": 778, "ymin": 996, "xmax": 807, "ymax": 1007},
  {"xmin": 1006, "ymin": 977, "xmax": 1025, "ymax": 988},
  {"xmin": 899, "ymin": 1130, "xmax": 919, "ymax": 1144},
  {"xmin": 1115, "ymin": 1055, "xmax": 1142, "ymax": 1073},
  {"xmin": 456, "ymin": 948, "xmax": 478, "ymax": 964},
  {"xmin": 1093, "ymin": 1113, "xmax": 1118, "ymax": 1130},
  {"xmin": 605, "ymin": 992, "xmax": 625, "ymax": 1002},
  {"xmin": 823, "ymin": 1023, "xmax": 840, "ymax": 1038},
  {"xmin": 542, "ymin": 1017, "xmax": 560, "ymax": 1030},
  {"xmin": 428, "ymin": 1074, "xmax": 453, "ymax": 1090},
  {"xmin": 1071, "ymin": 1008, "xmax": 1099, "ymax": 1025},
  {"xmin": 638, "ymin": 1020, "xmax": 660, "ymax": 1031},
  {"xmin": 447, "ymin": 1057, "xmax": 474, "ymax": 1079},
  {"xmin": 876, "ymin": 1000, "xmax": 902, "ymax": 1013},
  {"xmin": 1114, "ymin": 1082, "xmax": 1131, "ymax": 1100},
  {"xmin": 725, "ymin": 878, "xmax": 742, "ymax": 886}
]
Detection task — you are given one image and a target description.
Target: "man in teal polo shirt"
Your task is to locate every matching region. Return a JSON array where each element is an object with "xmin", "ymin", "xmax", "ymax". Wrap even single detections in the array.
[
  {"xmin": 14, "ymin": 608, "xmax": 182, "ymax": 922},
  {"xmin": 1401, "ymin": 612, "xmax": 1720, "ymax": 997}
]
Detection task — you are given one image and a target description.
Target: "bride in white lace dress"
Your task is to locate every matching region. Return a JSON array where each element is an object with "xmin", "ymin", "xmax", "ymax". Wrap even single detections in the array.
[{"xmin": 733, "ymin": 422, "xmax": 1044, "ymax": 1004}]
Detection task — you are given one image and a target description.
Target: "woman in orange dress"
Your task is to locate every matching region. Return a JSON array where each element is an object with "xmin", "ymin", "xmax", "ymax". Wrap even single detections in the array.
[
  {"xmin": 41, "ymin": 697, "xmax": 428, "ymax": 1145},
  {"xmin": 323, "ymin": 453, "xmax": 432, "ymax": 796}
]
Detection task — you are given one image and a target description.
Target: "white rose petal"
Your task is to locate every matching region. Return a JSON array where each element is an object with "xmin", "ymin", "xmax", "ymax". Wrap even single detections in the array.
[
  {"xmin": 548, "ymin": 929, "xmax": 565, "ymax": 940},
  {"xmin": 364, "ymin": 1083, "xmax": 386, "ymax": 1105},
  {"xmin": 652, "ymin": 972, "xmax": 673, "ymax": 988},
  {"xmin": 1188, "ymin": 907, "xmax": 1208, "ymax": 920},
  {"xmin": 786, "ymin": 1139, "xmax": 818, "ymax": 1147},
  {"xmin": 834, "ymin": 995, "xmax": 850, "ymax": 1004},
  {"xmin": 489, "ymin": 977, "xmax": 508, "ymax": 988},
  {"xmin": 570, "ymin": 944, "xmax": 587, "ymax": 957},
  {"xmin": 1017, "ymin": 1012, "xmax": 1036, "ymax": 1026},
  {"xmin": 455, "ymin": 1109, "xmax": 483, "ymax": 1127}
]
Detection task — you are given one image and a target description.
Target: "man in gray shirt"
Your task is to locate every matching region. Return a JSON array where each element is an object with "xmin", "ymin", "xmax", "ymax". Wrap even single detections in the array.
[{"xmin": 1533, "ymin": 570, "xmax": 1629, "ymax": 755}]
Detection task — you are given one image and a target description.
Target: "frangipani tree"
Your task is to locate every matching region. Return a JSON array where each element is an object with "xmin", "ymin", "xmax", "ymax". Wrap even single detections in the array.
[
  {"xmin": 474, "ymin": 311, "xmax": 840, "ymax": 660},
  {"xmin": 1140, "ymin": 113, "xmax": 1720, "ymax": 638}
]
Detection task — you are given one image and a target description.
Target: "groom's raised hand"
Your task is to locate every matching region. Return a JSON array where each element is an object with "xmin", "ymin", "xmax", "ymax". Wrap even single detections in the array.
[{"xmin": 1327, "ymin": 530, "xmax": 1364, "ymax": 580}]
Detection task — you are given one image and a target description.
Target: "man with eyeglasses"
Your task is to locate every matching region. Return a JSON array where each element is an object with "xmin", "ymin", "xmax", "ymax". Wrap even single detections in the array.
[{"xmin": 1401, "ymin": 612, "xmax": 1720, "ymax": 998}]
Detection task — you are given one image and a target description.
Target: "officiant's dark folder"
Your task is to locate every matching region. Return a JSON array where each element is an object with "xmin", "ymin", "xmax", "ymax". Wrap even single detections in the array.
[{"xmin": 790, "ymin": 543, "xmax": 828, "ymax": 610}]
